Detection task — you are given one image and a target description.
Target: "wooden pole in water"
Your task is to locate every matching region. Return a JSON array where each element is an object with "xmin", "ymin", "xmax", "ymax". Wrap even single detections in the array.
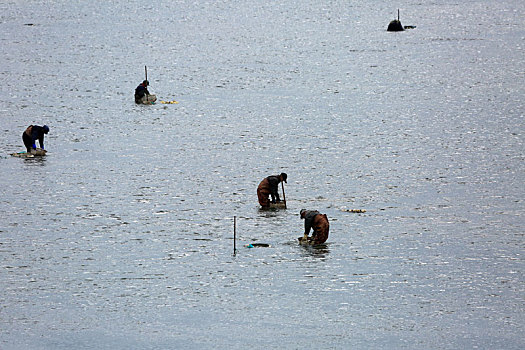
[
  {"xmin": 145, "ymin": 65, "xmax": 148, "ymax": 81},
  {"xmin": 233, "ymin": 216, "xmax": 237, "ymax": 254},
  {"xmin": 397, "ymin": 9, "xmax": 400, "ymax": 21},
  {"xmin": 281, "ymin": 181, "xmax": 287, "ymax": 209}
]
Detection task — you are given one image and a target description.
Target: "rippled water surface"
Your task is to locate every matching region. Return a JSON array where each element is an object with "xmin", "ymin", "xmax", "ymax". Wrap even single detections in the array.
[{"xmin": 1, "ymin": 0, "xmax": 524, "ymax": 349}]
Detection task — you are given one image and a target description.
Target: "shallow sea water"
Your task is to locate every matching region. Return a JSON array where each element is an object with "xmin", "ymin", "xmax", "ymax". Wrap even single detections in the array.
[{"xmin": 1, "ymin": 0, "xmax": 524, "ymax": 349}]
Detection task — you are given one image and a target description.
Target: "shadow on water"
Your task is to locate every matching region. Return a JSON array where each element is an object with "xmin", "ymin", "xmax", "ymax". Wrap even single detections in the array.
[{"xmin": 298, "ymin": 242, "xmax": 331, "ymax": 259}]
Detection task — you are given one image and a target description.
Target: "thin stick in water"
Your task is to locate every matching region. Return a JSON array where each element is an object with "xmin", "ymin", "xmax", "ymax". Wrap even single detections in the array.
[
  {"xmin": 233, "ymin": 216, "xmax": 237, "ymax": 254},
  {"xmin": 281, "ymin": 181, "xmax": 287, "ymax": 209}
]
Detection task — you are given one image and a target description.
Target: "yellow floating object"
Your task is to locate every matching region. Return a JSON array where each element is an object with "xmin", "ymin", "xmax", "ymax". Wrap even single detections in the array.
[
  {"xmin": 342, "ymin": 209, "xmax": 366, "ymax": 213},
  {"xmin": 160, "ymin": 100, "xmax": 179, "ymax": 104}
]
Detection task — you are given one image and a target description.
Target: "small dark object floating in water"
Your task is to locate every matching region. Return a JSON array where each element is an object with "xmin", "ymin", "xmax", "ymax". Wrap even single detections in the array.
[{"xmin": 245, "ymin": 243, "xmax": 271, "ymax": 248}]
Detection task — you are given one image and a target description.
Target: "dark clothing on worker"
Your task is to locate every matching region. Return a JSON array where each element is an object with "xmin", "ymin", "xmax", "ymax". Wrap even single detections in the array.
[
  {"xmin": 301, "ymin": 209, "xmax": 330, "ymax": 244},
  {"xmin": 22, "ymin": 125, "xmax": 48, "ymax": 153},
  {"xmin": 303, "ymin": 210, "xmax": 320, "ymax": 232},
  {"xmin": 135, "ymin": 81, "xmax": 150, "ymax": 104},
  {"xmin": 266, "ymin": 175, "xmax": 282, "ymax": 202},
  {"xmin": 257, "ymin": 173, "xmax": 287, "ymax": 208}
]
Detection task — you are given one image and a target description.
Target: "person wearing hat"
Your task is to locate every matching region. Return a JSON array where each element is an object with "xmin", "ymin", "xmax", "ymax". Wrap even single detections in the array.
[
  {"xmin": 299, "ymin": 209, "xmax": 330, "ymax": 244},
  {"xmin": 257, "ymin": 172, "xmax": 287, "ymax": 208},
  {"xmin": 134, "ymin": 80, "xmax": 157, "ymax": 104},
  {"xmin": 22, "ymin": 124, "xmax": 49, "ymax": 153}
]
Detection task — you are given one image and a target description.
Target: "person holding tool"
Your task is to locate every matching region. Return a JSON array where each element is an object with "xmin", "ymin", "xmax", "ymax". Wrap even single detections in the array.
[
  {"xmin": 134, "ymin": 80, "xmax": 156, "ymax": 104},
  {"xmin": 299, "ymin": 209, "xmax": 330, "ymax": 244},
  {"xmin": 135, "ymin": 66, "xmax": 157, "ymax": 104},
  {"xmin": 257, "ymin": 172, "xmax": 287, "ymax": 208}
]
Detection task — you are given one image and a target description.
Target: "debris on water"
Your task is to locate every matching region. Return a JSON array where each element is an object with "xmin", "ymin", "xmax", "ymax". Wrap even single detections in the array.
[
  {"xmin": 244, "ymin": 243, "xmax": 271, "ymax": 248},
  {"xmin": 341, "ymin": 208, "xmax": 366, "ymax": 213},
  {"xmin": 10, "ymin": 148, "xmax": 47, "ymax": 158},
  {"xmin": 268, "ymin": 202, "xmax": 286, "ymax": 209}
]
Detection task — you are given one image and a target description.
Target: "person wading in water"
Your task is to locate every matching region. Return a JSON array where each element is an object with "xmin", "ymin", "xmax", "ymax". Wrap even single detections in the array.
[
  {"xmin": 134, "ymin": 80, "xmax": 156, "ymax": 104},
  {"xmin": 257, "ymin": 172, "xmax": 287, "ymax": 208},
  {"xmin": 299, "ymin": 209, "xmax": 330, "ymax": 244},
  {"xmin": 22, "ymin": 124, "xmax": 49, "ymax": 153}
]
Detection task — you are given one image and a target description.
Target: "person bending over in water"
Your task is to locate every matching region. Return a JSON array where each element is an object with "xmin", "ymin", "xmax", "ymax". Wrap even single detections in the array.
[
  {"xmin": 300, "ymin": 209, "xmax": 329, "ymax": 244},
  {"xmin": 134, "ymin": 80, "xmax": 157, "ymax": 104},
  {"xmin": 257, "ymin": 172, "xmax": 287, "ymax": 208},
  {"xmin": 22, "ymin": 124, "xmax": 49, "ymax": 153}
]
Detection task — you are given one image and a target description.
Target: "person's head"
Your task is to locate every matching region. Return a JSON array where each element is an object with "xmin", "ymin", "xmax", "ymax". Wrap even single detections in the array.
[
  {"xmin": 280, "ymin": 172, "xmax": 287, "ymax": 183},
  {"xmin": 143, "ymin": 80, "xmax": 149, "ymax": 86},
  {"xmin": 300, "ymin": 209, "xmax": 306, "ymax": 219},
  {"xmin": 43, "ymin": 125, "xmax": 49, "ymax": 134}
]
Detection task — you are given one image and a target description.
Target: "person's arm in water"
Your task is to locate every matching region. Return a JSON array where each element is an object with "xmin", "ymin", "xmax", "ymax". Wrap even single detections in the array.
[
  {"xmin": 304, "ymin": 219, "xmax": 312, "ymax": 237},
  {"xmin": 303, "ymin": 211, "xmax": 320, "ymax": 239}
]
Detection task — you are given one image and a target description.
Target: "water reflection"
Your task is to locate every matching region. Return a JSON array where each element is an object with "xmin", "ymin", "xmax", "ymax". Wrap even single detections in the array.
[
  {"xmin": 298, "ymin": 242, "xmax": 330, "ymax": 259},
  {"xmin": 257, "ymin": 207, "xmax": 288, "ymax": 216},
  {"xmin": 22, "ymin": 157, "xmax": 47, "ymax": 166}
]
